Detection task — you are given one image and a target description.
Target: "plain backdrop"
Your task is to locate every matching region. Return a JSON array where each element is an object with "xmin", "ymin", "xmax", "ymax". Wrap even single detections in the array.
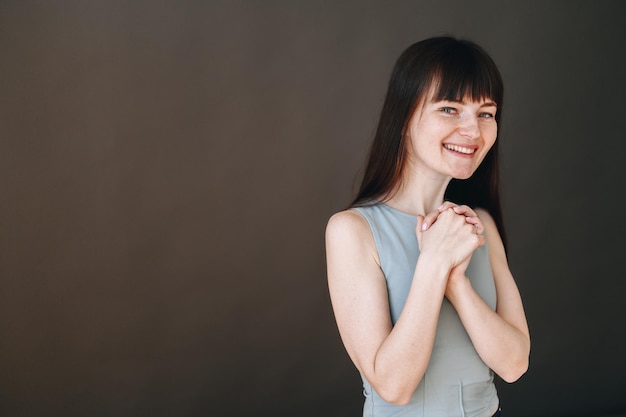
[{"xmin": 1, "ymin": 1, "xmax": 625, "ymax": 416}]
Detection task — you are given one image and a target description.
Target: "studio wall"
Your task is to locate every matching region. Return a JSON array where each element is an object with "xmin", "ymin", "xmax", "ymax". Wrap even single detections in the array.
[{"xmin": 1, "ymin": 1, "xmax": 625, "ymax": 416}]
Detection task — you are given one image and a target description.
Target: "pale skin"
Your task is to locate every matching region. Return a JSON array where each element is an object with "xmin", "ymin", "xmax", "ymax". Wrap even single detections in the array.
[{"xmin": 325, "ymin": 93, "xmax": 530, "ymax": 407}]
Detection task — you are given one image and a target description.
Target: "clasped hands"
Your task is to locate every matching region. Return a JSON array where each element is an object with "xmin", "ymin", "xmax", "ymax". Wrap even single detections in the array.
[{"xmin": 415, "ymin": 201, "xmax": 486, "ymax": 292}]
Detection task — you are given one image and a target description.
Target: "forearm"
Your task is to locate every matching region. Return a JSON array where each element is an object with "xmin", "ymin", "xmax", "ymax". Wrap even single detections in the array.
[
  {"xmin": 446, "ymin": 277, "xmax": 530, "ymax": 382},
  {"xmin": 368, "ymin": 255, "xmax": 449, "ymax": 404}
]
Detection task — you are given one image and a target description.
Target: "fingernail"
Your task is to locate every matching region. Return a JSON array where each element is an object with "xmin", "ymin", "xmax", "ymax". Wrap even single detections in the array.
[{"xmin": 421, "ymin": 222, "xmax": 428, "ymax": 231}]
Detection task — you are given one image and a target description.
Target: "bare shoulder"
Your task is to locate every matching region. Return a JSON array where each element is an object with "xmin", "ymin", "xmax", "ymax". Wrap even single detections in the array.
[
  {"xmin": 325, "ymin": 208, "xmax": 379, "ymax": 268},
  {"xmin": 475, "ymin": 208, "xmax": 496, "ymax": 229},
  {"xmin": 475, "ymin": 208, "xmax": 508, "ymax": 266},
  {"xmin": 326, "ymin": 209, "xmax": 369, "ymax": 238},
  {"xmin": 475, "ymin": 209, "xmax": 499, "ymax": 239}
]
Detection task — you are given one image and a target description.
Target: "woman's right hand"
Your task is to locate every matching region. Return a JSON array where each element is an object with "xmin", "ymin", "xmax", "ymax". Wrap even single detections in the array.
[{"xmin": 416, "ymin": 206, "xmax": 485, "ymax": 271}]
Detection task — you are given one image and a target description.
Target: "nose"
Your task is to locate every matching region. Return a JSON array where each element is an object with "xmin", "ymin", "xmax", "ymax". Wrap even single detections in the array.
[{"xmin": 458, "ymin": 115, "xmax": 480, "ymax": 139}]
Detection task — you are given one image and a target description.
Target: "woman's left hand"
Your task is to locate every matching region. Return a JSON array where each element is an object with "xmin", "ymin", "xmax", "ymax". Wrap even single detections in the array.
[
  {"xmin": 420, "ymin": 202, "xmax": 484, "ymax": 281},
  {"xmin": 421, "ymin": 202, "xmax": 484, "ymax": 235}
]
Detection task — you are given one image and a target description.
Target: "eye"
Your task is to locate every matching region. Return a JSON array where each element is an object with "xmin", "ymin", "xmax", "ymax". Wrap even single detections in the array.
[
  {"xmin": 439, "ymin": 107, "xmax": 458, "ymax": 115},
  {"xmin": 479, "ymin": 112, "xmax": 495, "ymax": 119}
]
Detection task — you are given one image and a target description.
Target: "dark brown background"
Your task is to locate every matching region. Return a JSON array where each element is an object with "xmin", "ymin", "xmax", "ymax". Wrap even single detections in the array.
[{"xmin": 1, "ymin": 1, "xmax": 625, "ymax": 416}]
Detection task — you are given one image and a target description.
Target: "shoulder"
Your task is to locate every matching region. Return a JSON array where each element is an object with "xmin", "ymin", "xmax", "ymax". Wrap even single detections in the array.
[
  {"xmin": 326, "ymin": 209, "xmax": 370, "ymax": 242},
  {"xmin": 475, "ymin": 208, "xmax": 507, "ymax": 260},
  {"xmin": 325, "ymin": 209, "xmax": 379, "ymax": 266}
]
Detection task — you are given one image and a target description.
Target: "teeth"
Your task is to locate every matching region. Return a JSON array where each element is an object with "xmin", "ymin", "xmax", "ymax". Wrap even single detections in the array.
[{"xmin": 444, "ymin": 144, "xmax": 475, "ymax": 154}]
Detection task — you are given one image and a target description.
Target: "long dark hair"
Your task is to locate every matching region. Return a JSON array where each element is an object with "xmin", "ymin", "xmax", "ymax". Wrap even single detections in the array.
[{"xmin": 351, "ymin": 36, "xmax": 508, "ymax": 249}]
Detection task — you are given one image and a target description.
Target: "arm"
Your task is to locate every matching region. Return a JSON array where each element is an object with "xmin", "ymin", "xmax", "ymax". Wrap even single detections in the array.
[
  {"xmin": 444, "ymin": 209, "xmax": 531, "ymax": 382},
  {"xmin": 325, "ymin": 208, "xmax": 482, "ymax": 404}
]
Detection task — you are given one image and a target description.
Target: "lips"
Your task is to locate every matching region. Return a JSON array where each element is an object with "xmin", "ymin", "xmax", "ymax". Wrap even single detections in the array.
[{"xmin": 443, "ymin": 143, "xmax": 476, "ymax": 155}]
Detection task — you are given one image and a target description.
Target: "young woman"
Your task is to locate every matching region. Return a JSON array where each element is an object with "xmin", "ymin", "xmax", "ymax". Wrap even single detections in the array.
[{"xmin": 325, "ymin": 37, "xmax": 530, "ymax": 417}]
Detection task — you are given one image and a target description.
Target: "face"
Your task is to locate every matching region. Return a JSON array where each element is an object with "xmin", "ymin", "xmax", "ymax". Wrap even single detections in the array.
[{"xmin": 404, "ymin": 93, "xmax": 498, "ymax": 181}]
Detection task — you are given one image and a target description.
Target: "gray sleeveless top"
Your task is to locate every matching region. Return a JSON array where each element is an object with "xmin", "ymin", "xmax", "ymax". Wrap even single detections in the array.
[{"xmin": 353, "ymin": 202, "xmax": 499, "ymax": 417}]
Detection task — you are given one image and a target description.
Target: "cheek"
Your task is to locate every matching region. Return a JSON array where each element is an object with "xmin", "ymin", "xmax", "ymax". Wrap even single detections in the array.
[{"xmin": 484, "ymin": 125, "xmax": 498, "ymax": 149}]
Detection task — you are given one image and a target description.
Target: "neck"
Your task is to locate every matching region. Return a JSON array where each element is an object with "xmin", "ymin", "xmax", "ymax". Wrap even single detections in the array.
[{"xmin": 384, "ymin": 169, "xmax": 451, "ymax": 217}]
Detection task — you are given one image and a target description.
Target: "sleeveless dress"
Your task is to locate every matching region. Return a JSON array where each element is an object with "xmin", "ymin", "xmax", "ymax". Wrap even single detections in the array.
[{"xmin": 353, "ymin": 202, "xmax": 499, "ymax": 417}]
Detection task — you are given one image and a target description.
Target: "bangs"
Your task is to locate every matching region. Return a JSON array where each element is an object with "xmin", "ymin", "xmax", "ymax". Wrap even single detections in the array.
[{"xmin": 429, "ymin": 43, "xmax": 503, "ymax": 106}]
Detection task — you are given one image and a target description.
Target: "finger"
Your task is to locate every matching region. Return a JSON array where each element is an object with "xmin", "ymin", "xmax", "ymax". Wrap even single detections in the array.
[
  {"xmin": 415, "ymin": 216, "xmax": 425, "ymax": 250},
  {"xmin": 463, "ymin": 228, "xmax": 486, "ymax": 250},
  {"xmin": 425, "ymin": 202, "xmax": 463, "ymax": 230},
  {"xmin": 476, "ymin": 233, "xmax": 486, "ymax": 247},
  {"xmin": 438, "ymin": 201, "xmax": 457, "ymax": 212},
  {"xmin": 421, "ymin": 209, "xmax": 441, "ymax": 231},
  {"xmin": 464, "ymin": 216, "xmax": 485, "ymax": 234},
  {"xmin": 450, "ymin": 205, "xmax": 484, "ymax": 233},
  {"xmin": 416, "ymin": 215, "xmax": 425, "ymax": 232},
  {"xmin": 452, "ymin": 204, "xmax": 476, "ymax": 218}
]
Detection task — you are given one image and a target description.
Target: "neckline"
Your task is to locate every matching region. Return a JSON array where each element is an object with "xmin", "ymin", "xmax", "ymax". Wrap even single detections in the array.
[{"xmin": 377, "ymin": 201, "xmax": 418, "ymax": 219}]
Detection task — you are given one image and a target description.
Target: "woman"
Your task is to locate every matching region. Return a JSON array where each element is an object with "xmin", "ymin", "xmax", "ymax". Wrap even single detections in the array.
[{"xmin": 325, "ymin": 36, "xmax": 530, "ymax": 417}]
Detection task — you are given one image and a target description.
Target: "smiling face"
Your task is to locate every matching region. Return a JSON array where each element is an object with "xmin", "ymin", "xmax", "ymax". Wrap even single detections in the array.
[{"xmin": 404, "ymin": 92, "xmax": 498, "ymax": 181}]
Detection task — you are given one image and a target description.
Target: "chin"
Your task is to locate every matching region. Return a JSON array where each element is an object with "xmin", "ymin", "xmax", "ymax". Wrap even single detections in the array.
[{"xmin": 451, "ymin": 171, "xmax": 475, "ymax": 180}]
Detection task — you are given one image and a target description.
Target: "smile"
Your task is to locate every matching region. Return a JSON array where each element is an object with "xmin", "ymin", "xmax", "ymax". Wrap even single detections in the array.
[{"xmin": 443, "ymin": 144, "xmax": 476, "ymax": 155}]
